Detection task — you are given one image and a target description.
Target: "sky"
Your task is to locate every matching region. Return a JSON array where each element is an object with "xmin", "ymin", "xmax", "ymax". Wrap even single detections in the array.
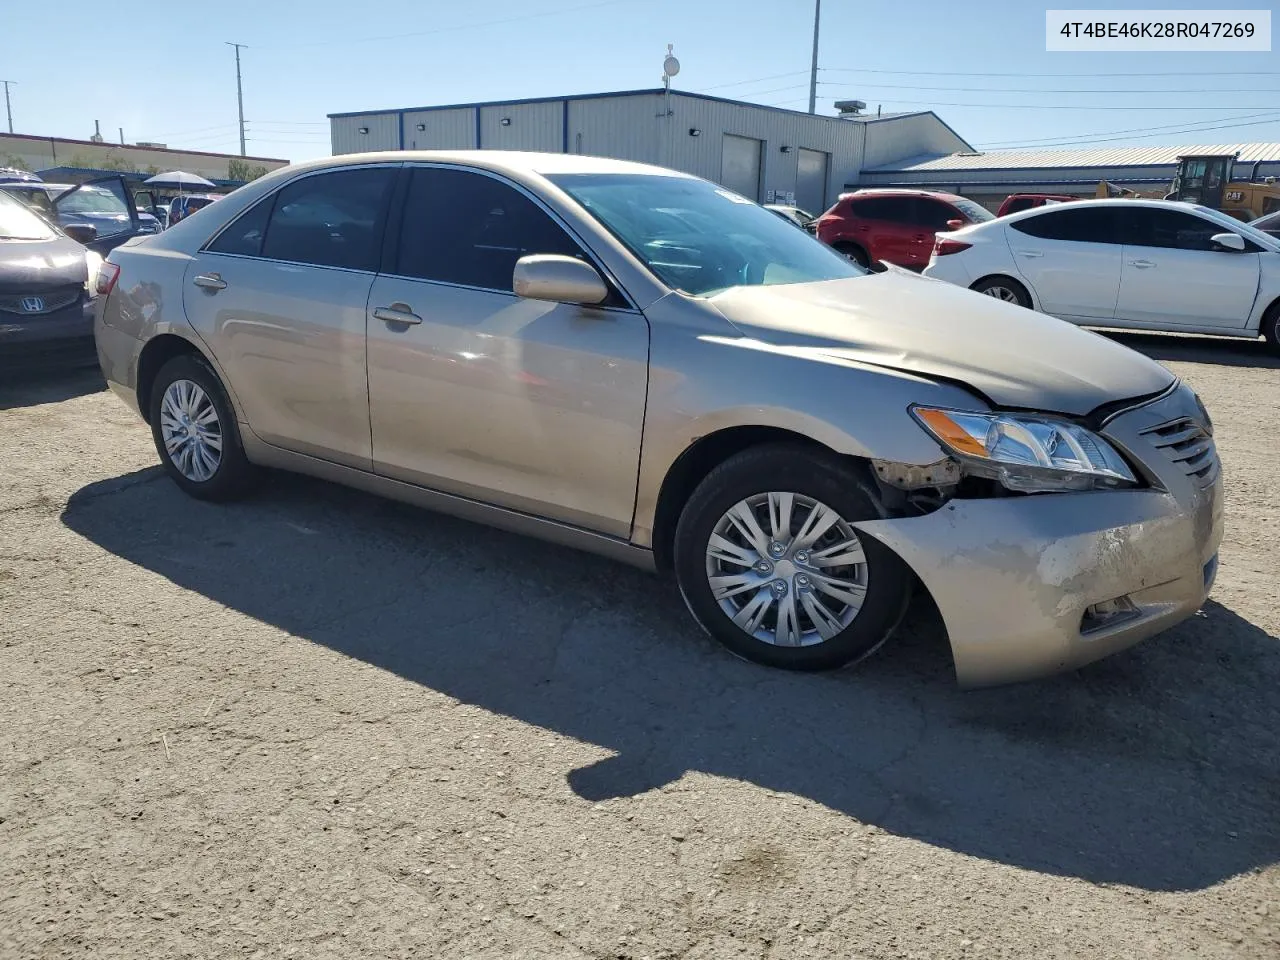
[{"xmin": 2, "ymin": 0, "xmax": 1278, "ymax": 163}]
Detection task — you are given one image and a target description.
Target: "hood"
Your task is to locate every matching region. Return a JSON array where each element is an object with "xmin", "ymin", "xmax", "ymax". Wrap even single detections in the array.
[
  {"xmin": 709, "ymin": 269, "xmax": 1174, "ymax": 416},
  {"xmin": 0, "ymin": 236, "xmax": 88, "ymax": 291}
]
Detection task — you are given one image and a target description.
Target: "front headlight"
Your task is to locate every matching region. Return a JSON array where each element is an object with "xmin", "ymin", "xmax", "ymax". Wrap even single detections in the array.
[
  {"xmin": 83, "ymin": 251, "xmax": 104, "ymax": 299},
  {"xmin": 912, "ymin": 406, "xmax": 1137, "ymax": 493}
]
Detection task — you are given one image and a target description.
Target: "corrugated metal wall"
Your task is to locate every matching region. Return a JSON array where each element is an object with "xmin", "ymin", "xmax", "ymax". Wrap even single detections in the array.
[
  {"xmin": 567, "ymin": 94, "xmax": 663, "ymax": 164},
  {"xmin": 479, "ymin": 101, "xmax": 563, "ymax": 151},
  {"xmin": 862, "ymin": 114, "xmax": 968, "ymax": 171},
  {"xmin": 403, "ymin": 108, "xmax": 476, "ymax": 150},
  {"xmin": 331, "ymin": 113, "xmax": 400, "ymax": 154},
  {"xmin": 330, "ymin": 94, "xmax": 991, "ymax": 209}
]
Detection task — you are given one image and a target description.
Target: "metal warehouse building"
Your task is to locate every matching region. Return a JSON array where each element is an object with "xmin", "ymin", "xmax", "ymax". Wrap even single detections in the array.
[
  {"xmin": 859, "ymin": 141, "xmax": 1280, "ymax": 211},
  {"xmin": 328, "ymin": 89, "xmax": 971, "ymax": 216}
]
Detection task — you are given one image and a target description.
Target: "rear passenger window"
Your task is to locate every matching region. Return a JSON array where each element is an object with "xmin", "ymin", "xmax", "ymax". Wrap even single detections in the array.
[
  {"xmin": 1010, "ymin": 207, "xmax": 1117, "ymax": 244},
  {"xmin": 395, "ymin": 167, "xmax": 584, "ymax": 292},
  {"xmin": 259, "ymin": 168, "xmax": 395, "ymax": 271},
  {"xmin": 849, "ymin": 196, "xmax": 914, "ymax": 222},
  {"xmin": 207, "ymin": 196, "xmax": 273, "ymax": 257}
]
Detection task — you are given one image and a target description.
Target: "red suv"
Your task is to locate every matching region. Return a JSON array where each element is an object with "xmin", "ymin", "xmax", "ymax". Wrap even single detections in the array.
[
  {"xmin": 995, "ymin": 193, "xmax": 1076, "ymax": 217},
  {"xmin": 815, "ymin": 189, "xmax": 994, "ymax": 270}
]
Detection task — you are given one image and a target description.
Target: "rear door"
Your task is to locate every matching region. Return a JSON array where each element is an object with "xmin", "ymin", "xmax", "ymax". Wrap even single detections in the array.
[
  {"xmin": 181, "ymin": 164, "xmax": 398, "ymax": 468},
  {"xmin": 849, "ymin": 196, "xmax": 917, "ymax": 267},
  {"xmin": 52, "ymin": 176, "xmax": 140, "ymax": 255},
  {"xmin": 1114, "ymin": 208, "xmax": 1259, "ymax": 329},
  {"xmin": 1005, "ymin": 207, "xmax": 1123, "ymax": 321}
]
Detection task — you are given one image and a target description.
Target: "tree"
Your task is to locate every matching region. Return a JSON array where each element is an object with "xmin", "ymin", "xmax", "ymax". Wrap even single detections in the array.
[
  {"xmin": 0, "ymin": 153, "xmax": 30, "ymax": 171},
  {"xmin": 228, "ymin": 158, "xmax": 270, "ymax": 182},
  {"xmin": 97, "ymin": 153, "xmax": 138, "ymax": 173}
]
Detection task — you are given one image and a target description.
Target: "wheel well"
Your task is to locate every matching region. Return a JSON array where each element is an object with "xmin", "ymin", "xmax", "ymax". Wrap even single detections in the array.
[
  {"xmin": 970, "ymin": 274, "xmax": 1031, "ymax": 302},
  {"xmin": 136, "ymin": 334, "xmax": 203, "ymax": 423},
  {"xmin": 650, "ymin": 426, "xmax": 830, "ymax": 572}
]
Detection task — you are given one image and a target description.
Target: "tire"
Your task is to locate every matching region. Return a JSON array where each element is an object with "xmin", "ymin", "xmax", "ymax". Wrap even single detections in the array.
[
  {"xmin": 148, "ymin": 353, "xmax": 257, "ymax": 501},
  {"xmin": 1263, "ymin": 301, "xmax": 1280, "ymax": 354},
  {"xmin": 971, "ymin": 275, "xmax": 1032, "ymax": 308},
  {"xmin": 673, "ymin": 444, "xmax": 911, "ymax": 671},
  {"xmin": 833, "ymin": 242, "xmax": 871, "ymax": 269}
]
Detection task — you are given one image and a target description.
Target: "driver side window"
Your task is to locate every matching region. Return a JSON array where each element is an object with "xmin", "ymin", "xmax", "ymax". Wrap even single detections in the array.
[{"xmin": 395, "ymin": 167, "xmax": 590, "ymax": 294}]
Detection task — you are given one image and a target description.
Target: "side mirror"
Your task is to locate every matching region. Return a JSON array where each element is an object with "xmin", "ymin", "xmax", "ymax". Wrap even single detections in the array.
[
  {"xmin": 945, "ymin": 219, "xmax": 965, "ymax": 230},
  {"xmin": 513, "ymin": 254, "xmax": 609, "ymax": 305},
  {"xmin": 63, "ymin": 223, "xmax": 99, "ymax": 244},
  {"xmin": 1210, "ymin": 232, "xmax": 1246, "ymax": 252}
]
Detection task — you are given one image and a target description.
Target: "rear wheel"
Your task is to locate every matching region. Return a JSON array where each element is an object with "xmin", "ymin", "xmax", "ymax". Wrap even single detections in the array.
[
  {"xmin": 673, "ymin": 445, "xmax": 911, "ymax": 671},
  {"xmin": 972, "ymin": 275, "xmax": 1031, "ymax": 308},
  {"xmin": 833, "ymin": 242, "xmax": 871, "ymax": 269},
  {"xmin": 148, "ymin": 354, "xmax": 257, "ymax": 501}
]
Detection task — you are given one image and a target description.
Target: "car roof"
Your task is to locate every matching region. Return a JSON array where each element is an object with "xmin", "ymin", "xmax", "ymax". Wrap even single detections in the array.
[
  {"xmin": 838, "ymin": 187, "xmax": 968, "ymax": 203},
  {"xmin": 283, "ymin": 150, "xmax": 695, "ymax": 181}
]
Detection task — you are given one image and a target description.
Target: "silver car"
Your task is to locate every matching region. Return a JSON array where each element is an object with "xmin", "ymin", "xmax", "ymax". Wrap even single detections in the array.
[{"xmin": 94, "ymin": 151, "xmax": 1223, "ymax": 686}]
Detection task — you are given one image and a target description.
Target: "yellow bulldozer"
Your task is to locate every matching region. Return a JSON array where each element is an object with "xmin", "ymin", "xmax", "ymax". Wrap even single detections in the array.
[{"xmin": 1096, "ymin": 153, "xmax": 1280, "ymax": 221}]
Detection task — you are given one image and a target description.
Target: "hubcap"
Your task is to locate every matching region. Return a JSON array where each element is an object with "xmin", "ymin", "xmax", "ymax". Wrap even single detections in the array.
[
  {"xmin": 159, "ymin": 379, "xmax": 223, "ymax": 482},
  {"xmin": 704, "ymin": 492, "xmax": 869, "ymax": 648},
  {"xmin": 983, "ymin": 285, "xmax": 1020, "ymax": 303}
]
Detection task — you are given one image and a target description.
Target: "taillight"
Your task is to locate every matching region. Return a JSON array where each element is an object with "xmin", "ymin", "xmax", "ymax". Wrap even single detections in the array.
[
  {"xmin": 933, "ymin": 237, "xmax": 972, "ymax": 257},
  {"xmin": 96, "ymin": 261, "xmax": 121, "ymax": 297}
]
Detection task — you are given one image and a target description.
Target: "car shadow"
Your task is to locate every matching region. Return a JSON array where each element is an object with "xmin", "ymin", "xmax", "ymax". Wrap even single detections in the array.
[
  {"xmin": 0, "ymin": 365, "xmax": 105, "ymax": 410},
  {"xmin": 61, "ymin": 469, "xmax": 1280, "ymax": 893},
  {"xmin": 1100, "ymin": 329, "xmax": 1280, "ymax": 369}
]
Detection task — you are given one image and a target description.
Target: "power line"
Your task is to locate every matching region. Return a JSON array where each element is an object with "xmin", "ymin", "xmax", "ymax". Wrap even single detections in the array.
[
  {"xmin": 699, "ymin": 71, "xmax": 812, "ymax": 92},
  {"xmin": 246, "ymin": 119, "xmax": 330, "ymax": 126},
  {"xmin": 976, "ymin": 111, "xmax": 1280, "ymax": 147},
  {"xmin": 818, "ymin": 91, "xmax": 1280, "ymax": 110},
  {"xmin": 821, "ymin": 66, "xmax": 1280, "ymax": 78},
  {"xmin": 262, "ymin": 0, "xmax": 629, "ymax": 49},
  {"xmin": 977, "ymin": 114, "xmax": 1280, "ymax": 149},
  {"xmin": 823, "ymin": 81, "xmax": 1280, "ymax": 95}
]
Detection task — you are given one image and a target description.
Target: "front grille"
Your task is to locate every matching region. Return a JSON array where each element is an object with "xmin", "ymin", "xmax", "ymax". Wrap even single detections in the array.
[
  {"xmin": 0, "ymin": 286, "xmax": 83, "ymax": 316},
  {"xmin": 1140, "ymin": 417, "xmax": 1219, "ymax": 487}
]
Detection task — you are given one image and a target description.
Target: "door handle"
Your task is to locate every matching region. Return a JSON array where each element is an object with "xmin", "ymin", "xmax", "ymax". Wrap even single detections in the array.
[
  {"xmin": 1128, "ymin": 259, "xmax": 1156, "ymax": 269},
  {"xmin": 1016, "ymin": 251, "xmax": 1044, "ymax": 259},
  {"xmin": 373, "ymin": 303, "xmax": 423, "ymax": 326},
  {"xmin": 193, "ymin": 273, "xmax": 227, "ymax": 291}
]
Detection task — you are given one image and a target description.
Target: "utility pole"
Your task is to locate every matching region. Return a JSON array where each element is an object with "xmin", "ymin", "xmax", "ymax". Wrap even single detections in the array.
[
  {"xmin": 808, "ymin": 0, "xmax": 821, "ymax": 114},
  {"xmin": 119, "ymin": 127, "xmax": 125, "ymax": 145},
  {"xmin": 2, "ymin": 80, "xmax": 14, "ymax": 134},
  {"xmin": 227, "ymin": 42, "xmax": 247, "ymax": 156}
]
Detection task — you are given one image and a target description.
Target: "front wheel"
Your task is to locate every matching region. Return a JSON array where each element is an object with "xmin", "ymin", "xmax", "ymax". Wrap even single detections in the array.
[
  {"xmin": 1263, "ymin": 301, "xmax": 1280, "ymax": 355},
  {"xmin": 971, "ymin": 276, "xmax": 1032, "ymax": 308},
  {"xmin": 832, "ymin": 242, "xmax": 871, "ymax": 269},
  {"xmin": 673, "ymin": 445, "xmax": 911, "ymax": 671}
]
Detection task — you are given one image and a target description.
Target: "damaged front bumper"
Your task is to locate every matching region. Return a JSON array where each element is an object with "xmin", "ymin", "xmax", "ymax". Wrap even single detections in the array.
[{"xmin": 855, "ymin": 382, "xmax": 1224, "ymax": 686}]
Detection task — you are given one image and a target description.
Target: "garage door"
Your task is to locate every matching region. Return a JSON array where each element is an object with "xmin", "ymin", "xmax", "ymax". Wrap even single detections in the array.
[
  {"xmin": 796, "ymin": 148, "xmax": 829, "ymax": 215},
  {"xmin": 721, "ymin": 135, "xmax": 763, "ymax": 201}
]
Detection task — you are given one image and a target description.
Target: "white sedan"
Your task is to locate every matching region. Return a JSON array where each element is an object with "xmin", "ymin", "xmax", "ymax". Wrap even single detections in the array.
[{"xmin": 923, "ymin": 199, "xmax": 1280, "ymax": 350}]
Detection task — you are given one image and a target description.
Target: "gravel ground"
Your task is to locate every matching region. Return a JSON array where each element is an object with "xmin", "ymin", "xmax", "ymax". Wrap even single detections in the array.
[{"xmin": 1, "ymin": 332, "xmax": 1277, "ymax": 960}]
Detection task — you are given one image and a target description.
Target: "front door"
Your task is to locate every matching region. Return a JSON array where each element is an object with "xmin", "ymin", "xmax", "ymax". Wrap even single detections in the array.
[
  {"xmin": 52, "ymin": 176, "xmax": 140, "ymax": 255},
  {"xmin": 1115, "ymin": 208, "xmax": 1259, "ymax": 329},
  {"xmin": 181, "ymin": 165, "xmax": 398, "ymax": 468},
  {"xmin": 366, "ymin": 165, "xmax": 649, "ymax": 537},
  {"xmin": 1005, "ymin": 206, "xmax": 1123, "ymax": 320}
]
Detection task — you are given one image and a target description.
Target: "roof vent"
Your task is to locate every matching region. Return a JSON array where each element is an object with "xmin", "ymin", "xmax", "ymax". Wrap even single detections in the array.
[
  {"xmin": 834, "ymin": 99, "xmax": 867, "ymax": 117},
  {"xmin": 954, "ymin": 151, "xmax": 984, "ymax": 157}
]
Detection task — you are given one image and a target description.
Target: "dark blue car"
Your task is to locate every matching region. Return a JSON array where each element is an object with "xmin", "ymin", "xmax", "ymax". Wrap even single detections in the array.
[{"xmin": 0, "ymin": 176, "xmax": 159, "ymax": 255}]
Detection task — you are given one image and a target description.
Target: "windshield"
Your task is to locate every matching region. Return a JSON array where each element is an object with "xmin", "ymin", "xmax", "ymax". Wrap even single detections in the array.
[
  {"xmin": 1193, "ymin": 205, "xmax": 1280, "ymax": 248},
  {"xmin": 549, "ymin": 173, "xmax": 866, "ymax": 296},
  {"xmin": 58, "ymin": 185, "xmax": 129, "ymax": 216},
  {"xmin": 0, "ymin": 191, "xmax": 56, "ymax": 241},
  {"xmin": 952, "ymin": 198, "xmax": 995, "ymax": 223},
  {"xmin": 1249, "ymin": 210, "xmax": 1280, "ymax": 232}
]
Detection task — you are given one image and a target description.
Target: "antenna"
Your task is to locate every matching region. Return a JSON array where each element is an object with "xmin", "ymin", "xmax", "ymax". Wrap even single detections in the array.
[{"xmin": 663, "ymin": 44, "xmax": 681, "ymax": 83}]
